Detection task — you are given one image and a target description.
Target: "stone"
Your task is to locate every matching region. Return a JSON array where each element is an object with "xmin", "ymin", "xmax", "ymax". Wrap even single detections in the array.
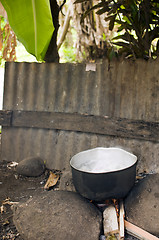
[
  {"xmin": 58, "ymin": 170, "xmax": 75, "ymax": 192},
  {"xmin": 16, "ymin": 157, "xmax": 45, "ymax": 177},
  {"xmin": 125, "ymin": 173, "xmax": 159, "ymax": 236},
  {"xmin": 13, "ymin": 190, "xmax": 102, "ymax": 240}
]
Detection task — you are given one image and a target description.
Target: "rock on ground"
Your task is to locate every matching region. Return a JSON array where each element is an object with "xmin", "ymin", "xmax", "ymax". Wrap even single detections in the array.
[
  {"xmin": 16, "ymin": 157, "xmax": 45, "ymax": 177},
  {"xmin": 125, "ymin": 173, "xmax": 159, "ymax": 236},
  {"xmin": 13, "ymin": 190, "xmax": 102, "ymax": 240},
  {"xmin": 58, "ymin": 170, "xmax": 75, "ymax": 192}
]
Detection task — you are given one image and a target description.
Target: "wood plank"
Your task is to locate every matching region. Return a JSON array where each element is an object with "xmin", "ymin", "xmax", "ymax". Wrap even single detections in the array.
[
  {"xmin": 12, "ymin": 110, "xmax": 159, "ymax": 142},
  {"xmin": 125, "ymin": 220, "xmax": 159, "ymax": 240},
  {"xmin": 0, "ymin": 110, "xmax": 12, "ymax": 126},
  {"xmin": 0, "ymin": 110, "xmax": 158, "ymax": 142}
]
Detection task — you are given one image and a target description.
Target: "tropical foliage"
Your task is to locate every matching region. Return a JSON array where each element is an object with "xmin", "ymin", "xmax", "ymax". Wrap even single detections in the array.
[
  {"xmin": 1, "ymin": 0, "xmax": 159, "ymax": 61},
  {"xmin": 74, "ymin": 0, "xmax": 159, "ymax": 59},
  {"xmin": 0, "ymin": 0, "xmax": 54, "ymax": 61},
  {"xmin": 0, "ymin": 16, "xmax": 16, "ymax": 65}
]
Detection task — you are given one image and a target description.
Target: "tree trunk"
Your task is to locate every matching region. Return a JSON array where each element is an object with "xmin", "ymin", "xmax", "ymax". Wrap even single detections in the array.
[
  {"xmin": 70, "ymin": 0, "xmax": 110, "ymax": 61},
  {"xmin": 44, "ymin": 0, "xmax": 60, "ymax": 63}
]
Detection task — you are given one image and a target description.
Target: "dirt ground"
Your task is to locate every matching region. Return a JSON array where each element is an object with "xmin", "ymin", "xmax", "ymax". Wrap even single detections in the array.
[{"xmin": 0, "ymin": 160, "xmax": 50, "ymax": 240}]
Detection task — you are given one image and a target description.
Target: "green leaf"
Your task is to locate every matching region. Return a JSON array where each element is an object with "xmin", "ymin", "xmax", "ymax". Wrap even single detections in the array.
[
  {"xmin": 117, "ymin": 25, "xmax": 125, "ymax": 32},
  {"xmin": 1, "ymin": 0, "xmax": 54, "ymax": 61},
  {"xmin": 122, "ymin": 15, "xmax": 131, "ymax": 24},
  {"xmin": 107, "ymin": 2, "xmax": 122, "ymax": 16},
  {"xmin": 107, "ymin": 47, "xmax": 118, "ymax": 60},
  {"xmin": 105, "ymin": 15, "xmax": 114, "ymax": 22},
  {"xmin": 96, "ymin": 6, "xmax": 110, "ymax": 15},
  {"xmin": 109, "ymin": 15, "xmax": 116, "ymax": 31},
  {"xmin": 116, "ymin": 21, "xmax": 133, "ymax": 32},
  {"xmin": 80, "ymin": 2, "xmax": 107, "ymax": 21},
  {"xmin": 113, "ymin": 32, "xmax": 133, "ymax": 41},
  {"xmin": 112, "ymin": 41, "xmax": 130, "ymax": 48},
  {"xmin": 112, "ymin": 34, "xmax": 128, "ymax": 41}
]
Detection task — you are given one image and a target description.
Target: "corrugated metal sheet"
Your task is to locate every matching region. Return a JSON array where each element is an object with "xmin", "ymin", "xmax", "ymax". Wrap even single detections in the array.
[
  {"xmin": 3, "ymin": 61, "xmax": 159, "ymax": 120},
  {"xmin": 1, "ymin": 61, "xmax": 159, "ymax": 172}
]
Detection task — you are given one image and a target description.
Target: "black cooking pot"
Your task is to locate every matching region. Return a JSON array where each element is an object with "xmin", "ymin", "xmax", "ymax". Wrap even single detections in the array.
[{"xmin": 70, "ymin": 147, "xmax": 137, "ymax": 201}]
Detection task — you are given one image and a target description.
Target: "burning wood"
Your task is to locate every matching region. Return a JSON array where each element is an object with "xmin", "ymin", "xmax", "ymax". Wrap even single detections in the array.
[
  {"xmin": 101, "ymin": 199, "xmax": 159, "ymax": 240},
  {"xmin": 103, "ymin": 204, "xmax": 119, "ymax": 236},
  {"xmin": 112, "ymin": 199, "xmax": 119, "ymax": 217},
  {"xmin": 119, "ymin": 200, "xmax": 124, "ymax": 239},
  {"xmin": 102, "ymin": 199, "xmax": 124, "ymax": 239}
]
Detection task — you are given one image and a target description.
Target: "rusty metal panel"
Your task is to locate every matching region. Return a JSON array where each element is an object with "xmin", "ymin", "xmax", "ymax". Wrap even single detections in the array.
[
  {"xmin": 3, "ymin": 61, "xmax": 159, "ymax": 120},
  {"xmin": 1, "ymin": 61, "xmax": 159, "ymax": 172}
]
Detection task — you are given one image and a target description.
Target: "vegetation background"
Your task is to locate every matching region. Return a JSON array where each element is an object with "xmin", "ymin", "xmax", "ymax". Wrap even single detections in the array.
[{"xmin": 0, "ymin": 0, "xmax": 159, "ymax": 64}]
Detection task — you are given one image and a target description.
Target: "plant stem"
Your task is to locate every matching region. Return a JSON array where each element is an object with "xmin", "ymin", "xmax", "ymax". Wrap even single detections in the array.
[{"xmin": 44, "ymin": 0, "xmax": 60, "ymax": 63}]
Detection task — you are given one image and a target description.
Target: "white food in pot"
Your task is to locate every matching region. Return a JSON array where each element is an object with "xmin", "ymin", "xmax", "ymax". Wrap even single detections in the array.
[{"xmin": 70, "ymin": 147, "xmax": 137, "ymax": 173}]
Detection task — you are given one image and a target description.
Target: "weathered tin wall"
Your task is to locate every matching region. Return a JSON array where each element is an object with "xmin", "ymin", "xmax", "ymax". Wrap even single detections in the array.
[{"xmin": 1, "ymin": 61, "xmax": 159, "ymax": 173}]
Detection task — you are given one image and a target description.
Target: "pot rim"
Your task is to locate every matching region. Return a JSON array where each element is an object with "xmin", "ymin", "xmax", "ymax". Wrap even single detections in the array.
[{"xmin": 70, "ymin": 147, "xmax": 137, "ymax": 174}]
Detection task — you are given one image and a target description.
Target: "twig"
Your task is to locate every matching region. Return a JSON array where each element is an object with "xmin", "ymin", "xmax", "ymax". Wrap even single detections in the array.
[
  {"xmin": 119, "ymin": 200, "xmax": 124, "ymax": 239},
  {"xmin": 125, "ymin": 220, "xmax": 159, "ymax": 240},
  {"xmin": 59, "ymin": 0, "xmax": 66, "ymax": 11},
  {"xmin": 57, "ymin": 6, "xmax": 71, "ymax": 49}
]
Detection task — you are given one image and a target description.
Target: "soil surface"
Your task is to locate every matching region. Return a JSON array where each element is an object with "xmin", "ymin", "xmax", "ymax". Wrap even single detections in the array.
[{"xmin": 0, "ymin": 160, "xmax": 50, "ymax": 240}]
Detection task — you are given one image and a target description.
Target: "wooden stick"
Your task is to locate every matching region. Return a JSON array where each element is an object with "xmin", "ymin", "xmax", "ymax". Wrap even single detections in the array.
[
  {"xmin": 125, "ymin": 220, "xmax": 159, "ymax": 240},
  {"xmin": 119, "ymin": 200, "xmax": 125, "ymax": 239}
]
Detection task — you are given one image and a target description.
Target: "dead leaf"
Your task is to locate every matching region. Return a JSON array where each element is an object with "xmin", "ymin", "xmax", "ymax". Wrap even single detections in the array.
[
  {"xmin": 136, "ymin": 175, "xmax": 146, "ymax": 180},
  {"xmin": 2, "ymin": 197, "xmax": 10, "ymax": 202},
  {"xmin": 44, "ymin": 171, "xmax": 60, "ymax": 190},
  {"xmin": 2, "ymin": 198, "xmax": 19, "ymax": 206},
  {"xmin": 0, "ymin": 205, "xmax": 6, "ymax": 214}
]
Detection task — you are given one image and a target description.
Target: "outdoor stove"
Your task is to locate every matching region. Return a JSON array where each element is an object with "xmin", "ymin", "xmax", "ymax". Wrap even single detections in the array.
[
  {"xmin": 70, "ymin": 147, "xmax": 159, "ymax": 240},
  {"xmin": 70, "ymin": 147, "xmax": 137, "ymax": 201},
  {"xmin": 94, "ymin": 197, "xmax": 158, "ymax": 240},
  {"xmin": 94, "ymin": 199, "xmax": 124, "ymax": 240}
]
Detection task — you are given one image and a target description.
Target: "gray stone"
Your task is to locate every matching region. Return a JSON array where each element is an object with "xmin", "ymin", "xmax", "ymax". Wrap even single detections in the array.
[
  {"xmin": 16, "ymin": 157, "xmax": 45, "ymax": 177},
  {"xmin": 13, "ymin": 190, "xmax": 102, "ymax": 240},
  {"xmin": 59, "ymin": 170, "xmax": 75, "ymax": 192},
  {"xmin": 125, "ymin": 173, "xmax": 159, "ymax": 236}
]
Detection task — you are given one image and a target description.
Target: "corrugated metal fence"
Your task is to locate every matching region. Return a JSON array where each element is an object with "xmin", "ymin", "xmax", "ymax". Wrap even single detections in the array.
[{"xmin": 1, "ymin": 60, "xmax": 159, "ymax": 173}]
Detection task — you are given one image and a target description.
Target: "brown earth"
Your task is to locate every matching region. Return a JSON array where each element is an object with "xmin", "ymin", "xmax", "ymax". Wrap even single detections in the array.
[{"xmin": 0, "ymin": 160, "xmax": 50, "ymax": 240}]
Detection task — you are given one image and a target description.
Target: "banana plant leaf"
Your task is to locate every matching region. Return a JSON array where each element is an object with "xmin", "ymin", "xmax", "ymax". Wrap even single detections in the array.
[{"xmin": 1, "ymin": 0, "xmax": 54, "ymax": 61}]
